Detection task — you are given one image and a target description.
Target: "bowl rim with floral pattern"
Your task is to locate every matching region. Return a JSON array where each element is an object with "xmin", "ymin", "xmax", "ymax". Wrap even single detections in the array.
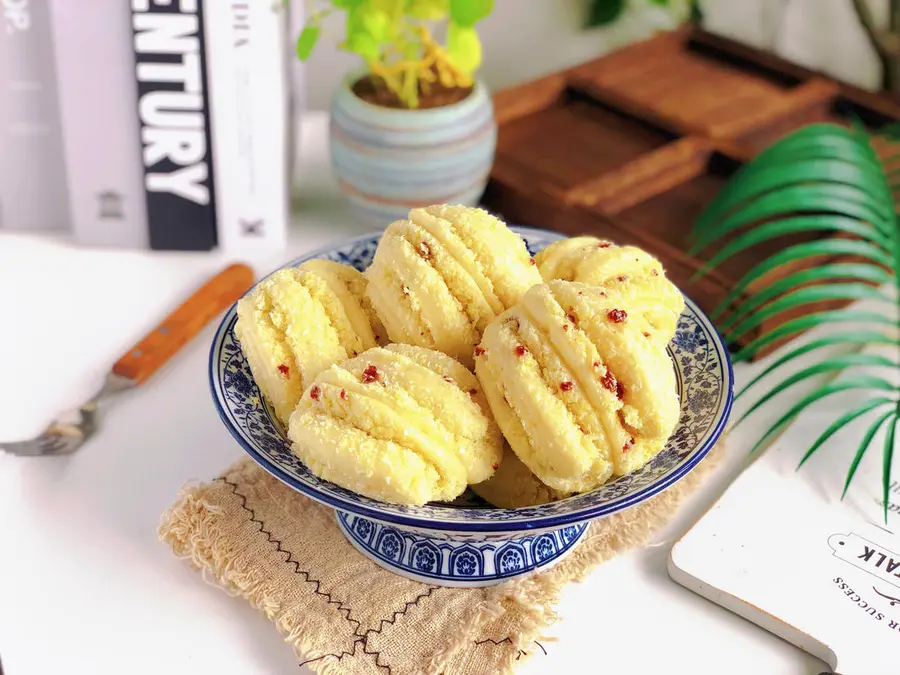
[{"xmin": 209, "ymin": 226, "xmax": 734, "ymax": 534}]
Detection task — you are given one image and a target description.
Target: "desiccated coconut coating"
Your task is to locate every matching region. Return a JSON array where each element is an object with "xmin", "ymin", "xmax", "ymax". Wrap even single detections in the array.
[
  {"xmin": 234, "ymin": 260, "xmax": 387, "ymax": 425},
  {"xmin": 474, "ymin": 280, "xmax": 679, "ymax": 494},
  {"xmin": 287, "ymin": 344, "xmax": 503, "ymax": 506},
  {"xmin": 534, "ymin": 236, "xmax": 684, "ymax": 344},
  {"xmin": 365, "ymin": 205, "xmax": 542, "ymax": 368}
]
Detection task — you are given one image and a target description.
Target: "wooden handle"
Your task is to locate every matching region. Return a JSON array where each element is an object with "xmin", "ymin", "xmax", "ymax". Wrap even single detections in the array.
[{"xmin": 112, "ymin": 263, "xmax": 255, "ymax": 384}]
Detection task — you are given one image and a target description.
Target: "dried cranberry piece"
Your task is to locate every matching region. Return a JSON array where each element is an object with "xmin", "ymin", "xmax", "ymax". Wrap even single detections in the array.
[{"xmin": 600, "ymin": 369, "xmax": 617, "ymax": 394}]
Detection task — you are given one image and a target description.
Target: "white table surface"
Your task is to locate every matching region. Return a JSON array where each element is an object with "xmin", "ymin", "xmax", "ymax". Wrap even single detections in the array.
[{"xmin": 0, "ymin": 112, "xmax": 828, "ymax": 675}]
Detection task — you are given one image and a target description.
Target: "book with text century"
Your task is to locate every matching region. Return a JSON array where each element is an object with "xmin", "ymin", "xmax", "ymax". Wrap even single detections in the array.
[
  {"xmin": 131, "ymin": 0, "xmax": 290, "ymax": 251},
  {"xmin": 131, "ymin": 0, "xmax": 218, "ymax": 251},
  {"xmin": 43, "ymin": 0, "xmax": 290, "ymax": 250}
]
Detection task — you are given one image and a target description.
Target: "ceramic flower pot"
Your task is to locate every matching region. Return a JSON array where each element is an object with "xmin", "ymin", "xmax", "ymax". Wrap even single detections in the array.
[{"xmin": 329, "ymin": 72, "xmax": 497, "ymax": 228}]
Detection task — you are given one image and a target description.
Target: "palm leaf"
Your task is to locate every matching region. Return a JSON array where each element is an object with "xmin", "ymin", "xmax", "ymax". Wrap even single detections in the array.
[
  {"xmin": 689, "ymin": 121, "xmax": 900, "ymax": 522},
  {"xmin": 712, "ymin": 262, "xmax": 892, "ymax": 326},
  {"xmin": 842, "ymin": 410, "xmax": 895, "ymax": 499},
  {"xmin": 739, "ymin": 332, "xmax": 898, "ymax": 400},
  {"xmin": 694, "ymin": 125, "xmax": 890, "ymax": 224},
  {"xmin": 691, "ymin": 186, "xmax": 894, "ymax": 257},
  {"xmin": 883, "ymin": 415, "xmax": 898, "ymax": 521},
  {"xmin": 722, "ymin": 282, "xmax": 891, "ymax": 344},
  {"xmin": 731, "ymin": 310, "xmax": 896, "ymax": 363},
  {"xmin": 734, "ymin": 355, "xmax": 898, "ymax": 427},
  {"xmin": 747, "ymin": 376, "xmax": 897, "ymax": 456},
  {"xmin": 796, "ymin": 398, "xmax": 895, "ymax": 470},
  {"xmin": 702, "ymin": 219, "xmax": 891, "ymax": 298},
  {"xmin": 693, "ymin": 235, "xmax": 893, "ymax": 285}
]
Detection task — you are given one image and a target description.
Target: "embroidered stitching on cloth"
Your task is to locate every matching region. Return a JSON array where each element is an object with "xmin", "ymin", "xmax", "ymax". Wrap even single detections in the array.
[{"xmin": 159, "ymin": 442, "xmax": 723, "ymax": 675}]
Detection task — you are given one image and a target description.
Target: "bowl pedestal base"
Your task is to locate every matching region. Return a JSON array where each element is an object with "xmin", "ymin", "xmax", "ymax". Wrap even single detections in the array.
[{"xmin": 336, "ymin": 511, "xmax": 590, "ymax": 588}]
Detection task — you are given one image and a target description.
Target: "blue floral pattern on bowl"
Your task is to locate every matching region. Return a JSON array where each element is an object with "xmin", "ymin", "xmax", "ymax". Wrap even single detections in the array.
[
  {"xmin": 336, "ymin": 512, "xmax": 589, "ymax": 585},
  {"xmin": 209, "ymin": 227, "xmax": 734, "ymax": 586}
]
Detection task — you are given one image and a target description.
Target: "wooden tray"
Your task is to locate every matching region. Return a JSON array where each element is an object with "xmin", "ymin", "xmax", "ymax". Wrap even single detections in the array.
[{"xmin": 482, "ymin": 25, "xmax": 900, "ymax": 357}]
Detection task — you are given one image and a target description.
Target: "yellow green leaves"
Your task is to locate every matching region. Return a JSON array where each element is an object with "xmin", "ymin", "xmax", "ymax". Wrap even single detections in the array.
[
  {"xmin": 344, "ymin": 32, "xmax": 381, "ymax": 60},
  {"xmin": 406, "ymin": 0, "xmax": 448, "ymax": 20},
  {"xmin": 449, "ymin": 0, "xmax": 492, "ymax": 26},
  {"xmin": 352, "ymin": 4, "xmax": 391, "ymax": 41},
  {"xmin": 342, "ymin": 3, "xmax": 393, "ymax": 60},
  {"xmin": 296, "ymin": 25, "xmax": 319, "ymax": 60},
  {"xmin": 446, "ymin": 22, "xmax": 481, "ymax": 73}
]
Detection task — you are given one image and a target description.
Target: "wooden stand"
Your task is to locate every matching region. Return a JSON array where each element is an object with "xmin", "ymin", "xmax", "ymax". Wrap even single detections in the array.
[{"xmin": 482, "ymin": 26, "xmax": 900, "ymax": 357}]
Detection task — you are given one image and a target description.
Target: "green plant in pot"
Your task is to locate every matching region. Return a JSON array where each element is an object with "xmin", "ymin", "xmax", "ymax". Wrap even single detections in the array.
[
  {"xmin": 296, "ymin": 0, "xmax": 497, "ymax": 227},
  {"xmin": 690, "ymin": 121, "xmax": 900, "ymax": 523}
]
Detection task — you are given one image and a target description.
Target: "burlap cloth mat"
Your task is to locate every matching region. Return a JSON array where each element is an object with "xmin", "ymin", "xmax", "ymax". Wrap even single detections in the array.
[{"xmin": 159, "ymin": 442, "xmax": 724, "ymax": 674}]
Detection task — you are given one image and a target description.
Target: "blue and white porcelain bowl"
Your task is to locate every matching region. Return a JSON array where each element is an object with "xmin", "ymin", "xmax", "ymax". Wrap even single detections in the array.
[{"xmin": 210, "ymin": 227, "xmax": 734, "ymax": 588}]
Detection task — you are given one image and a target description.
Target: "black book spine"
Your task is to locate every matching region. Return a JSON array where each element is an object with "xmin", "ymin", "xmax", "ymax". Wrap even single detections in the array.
[{"xmin": 130, "ymin": 0, "xmax": 217, "ymax": 251}]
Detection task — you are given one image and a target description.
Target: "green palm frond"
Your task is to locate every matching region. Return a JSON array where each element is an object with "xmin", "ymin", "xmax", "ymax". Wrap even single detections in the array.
[{"xmin": 690, "ymin": 122, "xmax": 900, "ymax": 521}]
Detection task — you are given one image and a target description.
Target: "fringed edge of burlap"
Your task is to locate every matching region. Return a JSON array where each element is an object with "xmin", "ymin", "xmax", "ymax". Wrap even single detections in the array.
[
  {"xmin": 159, "ymin": 442, "xmax": 723, "ymax": 675},
  {"xmin": 158, "ymin": 468, "xmax": 338, "ymax": 670}
]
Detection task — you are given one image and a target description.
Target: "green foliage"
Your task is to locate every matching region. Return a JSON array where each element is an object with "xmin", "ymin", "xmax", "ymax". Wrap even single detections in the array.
[
  {"xmin": 449, "ymin": 0, "xmax": 492, "ymax": 26},
  {"xmin": 690, "ymin": 122, "xmax": 900, "ymax": 521},
  {"xmin": 296, "ymin": 25, "xmax": 320, "ymax": 59},
  {"xmin": 584, "ymin": 0, "xmax": 702, "ymax": 28},
  {"xmin": 586, "ymin": 0, "xmax": 626, "ymax": 26},
  {"xmin": 446, "ymin": 21, "xmax": 481, "ymax": 73},
  {"xmin": 291, "ymin": 0, "xmax": 492, "ymax": 108}
]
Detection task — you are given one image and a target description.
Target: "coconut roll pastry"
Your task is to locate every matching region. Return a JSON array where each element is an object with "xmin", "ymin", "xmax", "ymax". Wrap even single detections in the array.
[
  {"xmin": 234, "ymin": 260, "xmax": 387, "ymax": 425},
  {"xmin": 474, "ymin": 279, "xmax": 680, "ymax": 496},
  {"xmin": 470, "ymin": 443, "xmax": 572, "ymax": 508},
  {"xmin": 364, "ymin": 204, "xmax": 543, "ymax": 368},
  {"xmin": 534, "ymin": 236, "xmax": 684, "ymax": 344},
  {"xmin": 287, "ymin": 344, "xmax": 503, "ymax": 506}
]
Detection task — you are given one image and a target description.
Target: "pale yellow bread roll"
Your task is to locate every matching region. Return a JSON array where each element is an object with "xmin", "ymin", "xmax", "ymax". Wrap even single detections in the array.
[
  {"xmin": 234, "ymin": 260, "xmax": 387, "ymax": 425},
  {"xmin": 288, "ymin": 344, "xmax": 503, "ymax": 506},
  {"xmin": 474, "ymin": 280, "xmax": 679, "ymax": 494},
  {"xmin": 470, "ymin": 444, "xmax": 571, "ymax": 508},
  {"xmin": 365, "ymin": 205, "xmax": 542, "ymax": 367},
  {"xmin": 534, "ymin": 236, "xmax": 684, "ymax": 344}
]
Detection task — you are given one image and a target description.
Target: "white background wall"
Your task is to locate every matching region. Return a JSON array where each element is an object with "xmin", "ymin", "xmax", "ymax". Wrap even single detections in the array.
[{"xmin": 297, "ymin": 0, "xmax": 894, "ymax": 111}]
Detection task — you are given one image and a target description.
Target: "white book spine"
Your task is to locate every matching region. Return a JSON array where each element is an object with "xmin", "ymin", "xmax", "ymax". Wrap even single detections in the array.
[
  {"xmin": 203, "ymin": 0, "xmax": 290, "ymax": 251},
  {"xmin": 0, "ymin": 0, "xmax": 69, "ymax": 232},
  {"xmin": 287, "ymin": 0, "xmax": 304, "ymax": 194},
  {"xmin": 48, "ymin": 0, "xmax": 149, "ymax": 249}
]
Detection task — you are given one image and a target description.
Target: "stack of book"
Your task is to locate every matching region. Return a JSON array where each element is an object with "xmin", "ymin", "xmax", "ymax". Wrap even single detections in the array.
[{"xmin": 0, "ymin": 0, "xmax": 299, "ymax": 252}]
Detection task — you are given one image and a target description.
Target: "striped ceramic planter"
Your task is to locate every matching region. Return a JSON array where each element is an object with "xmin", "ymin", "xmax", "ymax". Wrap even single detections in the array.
[{"xmin": 329, "ymin": 72, "xmax": 497, "ymax": 228}]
